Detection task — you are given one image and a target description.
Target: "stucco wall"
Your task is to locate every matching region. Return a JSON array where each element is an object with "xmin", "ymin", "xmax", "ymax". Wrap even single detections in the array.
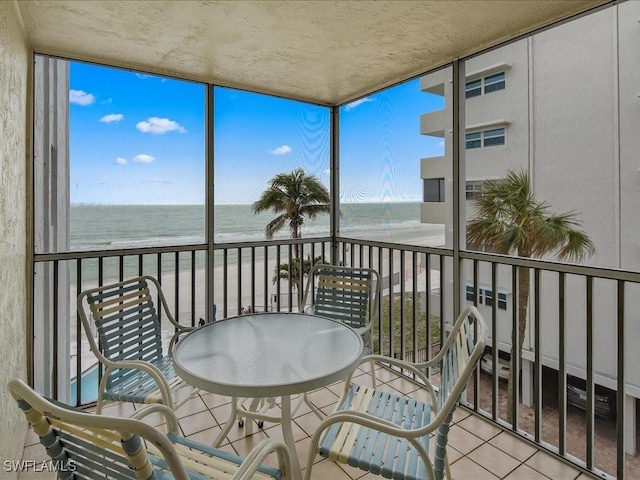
[{"xmin": 0, "ymin": 1, "xmax": 29, "ymax": 475}]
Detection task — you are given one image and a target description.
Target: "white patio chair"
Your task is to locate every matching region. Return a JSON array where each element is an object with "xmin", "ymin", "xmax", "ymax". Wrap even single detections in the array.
[
  {"xmin": 304, "ymin": 306, "xmax": 487, "ymax": 480},
  {"xmin": 8, "ymin": 378, "xmax": 292, "ymax": 480},
  {"xmin": 77, "ymin": 275, "xmax": 199, "ymax": 413}
]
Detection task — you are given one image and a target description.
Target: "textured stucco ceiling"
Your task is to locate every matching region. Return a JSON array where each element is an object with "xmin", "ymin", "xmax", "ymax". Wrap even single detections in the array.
[{"xmin": 15, "ymin": 0, "xmax": 607, "ymax": 105}]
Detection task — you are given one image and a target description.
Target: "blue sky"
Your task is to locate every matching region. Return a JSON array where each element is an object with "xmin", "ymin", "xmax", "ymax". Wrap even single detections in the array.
[{"xmin": 70, "ymin": 62, "xmax": 444, "ymax": 205}]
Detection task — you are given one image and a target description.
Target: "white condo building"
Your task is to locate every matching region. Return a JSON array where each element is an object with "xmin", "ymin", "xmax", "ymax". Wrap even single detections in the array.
[{"xmin": 419, "ymin": 2, "xmax": 640, "ymax": 454}]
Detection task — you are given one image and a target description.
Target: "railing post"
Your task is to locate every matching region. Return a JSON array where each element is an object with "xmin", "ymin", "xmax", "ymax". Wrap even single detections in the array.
[
  {"xmin": 330, "ymin": 106, "xmax": 340, "ymax": 265},
  {"xmin": 617, "ymin": 280, "xmax": 625, "ymax": 479},
  {"xmin": 586, "ymin": 275, "xmax": 594, "ymax": 469},
  {"xmin": 558, "ymin": 272, "xmax": 567, "ymax": 456},
  {"xmin": 452, "ymin": 58, "xmax": 462, "ymax": 320},
  {"xmin": 206, "ymin": 84, "xmax": 215, "ymax": 323}
]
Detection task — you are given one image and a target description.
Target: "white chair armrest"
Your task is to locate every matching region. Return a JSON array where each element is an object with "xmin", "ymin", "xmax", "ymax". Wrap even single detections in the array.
[
  {"xmin": 130, "ymin": 404, "xmax": 180, "ymax": 434},
  {"xmin": 232, "ymin": 439, "xmax": 293, "ymax": 480}
]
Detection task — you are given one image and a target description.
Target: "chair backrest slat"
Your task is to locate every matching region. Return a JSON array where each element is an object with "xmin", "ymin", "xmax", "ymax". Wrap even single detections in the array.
[
  {"xmin": 98, "ymin": 304, "xmax": 155, "ymax": 334},
  {"xmin": 310, "ymin": 266, "xmax": 376, "ymax": 329},
  {"xmin": 105, "ymin": 329, "xmax": 161, "ymax": 360},
  {"xmin": 57, "ymin": 430, "xmax": 140, "ymax": 479},
  {"xmin": 95, "ymin": 289, "xmax": 152, "ymax": 316},
  {"xmin": 99, "ymin": 323, "xmax": 161, "ymax": 361}
]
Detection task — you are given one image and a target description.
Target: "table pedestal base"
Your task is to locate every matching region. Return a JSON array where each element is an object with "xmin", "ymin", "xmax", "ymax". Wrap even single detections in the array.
[{"xmin": 213, "ymin": 393, "xmax": 324, "ymax": 480}]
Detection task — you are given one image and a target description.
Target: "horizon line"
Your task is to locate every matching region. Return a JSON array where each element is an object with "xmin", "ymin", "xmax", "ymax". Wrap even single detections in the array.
[{"xmin": 70, "ymin": 199, "xmax": 422, "ymax": 206}]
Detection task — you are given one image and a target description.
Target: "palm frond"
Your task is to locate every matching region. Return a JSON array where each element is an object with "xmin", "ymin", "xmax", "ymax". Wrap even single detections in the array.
[
  {"xmin": 468, "ymin": 169, "xmax": 595, "ymax": 262},
  {"xmin": 264, "ymin": 214, "xmax": 287, "ymax": 239},
  {"xmin": 558, "ymin": 229, "xmax": 596, "ymax": 262},
  {"xmin": 300, "ymin": 203, "xmax": 331, "ymax": 219}
]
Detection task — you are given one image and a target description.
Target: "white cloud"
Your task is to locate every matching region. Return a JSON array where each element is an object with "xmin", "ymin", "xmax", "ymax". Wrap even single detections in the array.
[
  {"xmin": 269, "ymin": 145, "xmax": 292, "ymax": 156},
  {"xmin": 136, "ymin": 117, "xmax": 186, "ymax": 134},
  {"xmin": 135, "ymin": 73, "xmax": 167, "ymax": 82},
  {"xmin": 344, "ymin": 97, "xmax": 373, "ymax": 112},
  {"xmin": 115, "ymin": 157, "xmax": 128, "ymax": 165},
  {"xmin": 150, "ymin": 177, "xmax": 173, "ymax": 184},
  {"xmin": 100, "ymin": 113, "xmax": 124, "ymax": 123},
  {"xmin": 438, "ymin": 140, "xmax": 445, "ymax": 148},
  {"xmin": 133, "ymin": 154, "xmax": 155, "ymax": 163},
  {"xmin": 69, "ymin": 90, "xmax": 96, "ymax": 106}
]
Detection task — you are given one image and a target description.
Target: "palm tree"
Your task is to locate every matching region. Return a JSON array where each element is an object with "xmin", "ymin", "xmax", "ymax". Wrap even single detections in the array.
[
  {"xmin": 252, "ymin": 168, "xmax": 330, "ymax": 244},
  {"xmin": 272, "ymin": 255, "xmax": 324, "ymax": 291},
  {"xmin": 467, "ymin": 169, "xmax": 595, "ymax": 421}
]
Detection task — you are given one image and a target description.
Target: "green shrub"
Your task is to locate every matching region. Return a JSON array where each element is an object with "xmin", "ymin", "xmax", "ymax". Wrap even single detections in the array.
[{"xmin": 372, "ymin": 293, "xmax": 441, "ymax": 359}]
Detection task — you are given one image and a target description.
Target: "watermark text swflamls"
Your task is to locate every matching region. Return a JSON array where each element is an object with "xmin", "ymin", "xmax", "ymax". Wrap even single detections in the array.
[{"xmin": 4, "ymin": 459, "xmax": 77, "ymax": 472}]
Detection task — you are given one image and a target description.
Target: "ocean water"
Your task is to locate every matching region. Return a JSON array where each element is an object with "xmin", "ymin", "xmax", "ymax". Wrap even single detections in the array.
[
  {"xmin": 70, "ymin": 203, "xmax": 442, "ymax": 251},
  {"xmin": 67, "ymin": 203, "xmax": 444, "ymax": 282}
]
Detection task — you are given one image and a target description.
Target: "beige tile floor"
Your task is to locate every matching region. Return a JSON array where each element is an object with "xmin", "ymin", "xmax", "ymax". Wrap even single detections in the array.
[{"xmin": 19, "ymin": 365, "xmax": 594, "ymax": 480}]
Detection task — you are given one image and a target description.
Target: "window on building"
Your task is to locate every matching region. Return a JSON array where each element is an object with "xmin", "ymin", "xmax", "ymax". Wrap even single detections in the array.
[
  {"xmin": 466, "ymin": 285, "xmax": 475, "ymax": 302},
  {"xmin": 465, "ymin": 71, "xmax": 506, "ymax": 98},
  {"xmin": 484, "ymin": 289, "xmax": 493, "ymax": 307},
  {"xmin": 483, "ymin": 128, "xmax": 506, "ymax": 146},
  {"xmin": 466, "ymin": 128, "xmax": 506, "ymax": 149},
  {"xmin": 466, "ymin": 181, "xmax": 484, "ymax": 199},
  {"xmin": 424, "ymin": 178, "xmax": 445, "ymax": 202},
  {"xmin": 498, "ymin": 292, "xmax": 507, "ymax": 310},
  {"xmin": 465, "ymin": 79, "xmax": 482, "ymax": 98},
  {"xmin": 465, "ymin": 132, "xmax": 482, "ymax": 149},
  {"xmin": 484, "ymin": 72, "xmax": 506, "ymax": 94},
  {"xmin": 466, "ymin": 284, "xmax": 507, "ymax": 310}
]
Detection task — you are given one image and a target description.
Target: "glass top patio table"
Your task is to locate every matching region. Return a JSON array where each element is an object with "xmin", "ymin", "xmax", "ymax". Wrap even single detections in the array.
[{"xmin": 173, "ymin": 312, "xmax": 364, "ymax": 398}]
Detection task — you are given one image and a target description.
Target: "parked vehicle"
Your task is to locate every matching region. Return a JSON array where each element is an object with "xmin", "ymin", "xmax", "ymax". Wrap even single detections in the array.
[
  {"xmin": 480, "ymin": 350, "xmax": 511, "ymax": 380},
  {"xmin": 480, "ymin": 349, "xmax": 616, "ymax": 420},
  {"xmin": 566, "ymin": 375, "xmax": 616, "ymax": 420}
]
